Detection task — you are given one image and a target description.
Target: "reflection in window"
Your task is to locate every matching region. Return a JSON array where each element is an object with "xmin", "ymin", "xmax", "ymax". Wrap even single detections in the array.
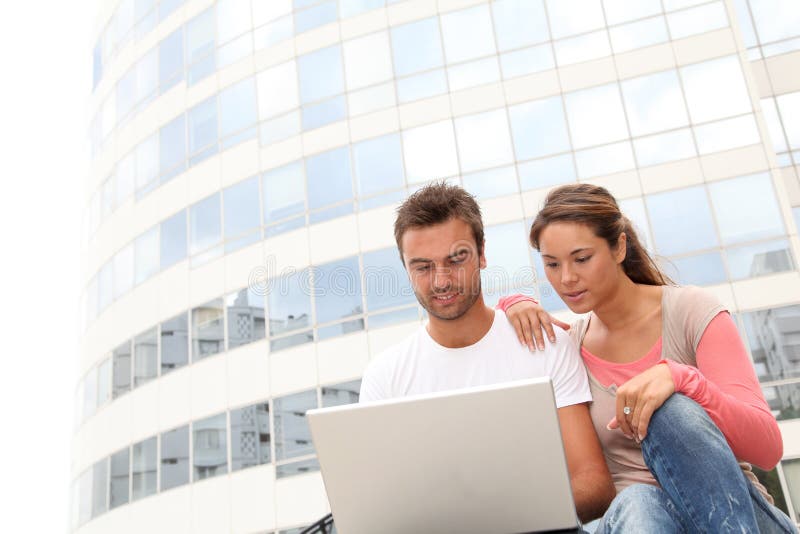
[
  {"xmin": 747, "ymin": 0, "xmax": 800, "ymax": 45},
  {"xmin": 192, "ymin": 299, "xmax": 224, "ymax": 361},
  {"xmin": 483, "ymin": 222, "xmax": 534, "ymax": 300},
  {"xmin": 98, "ymin": 262, "xmax": 112, "ymax": 313},
  {"xmin": 322, "ymin": 380, "xmax": 361, "ymax": 407},
  {"xmin": 295, "ymin": 1, "xmax": 337, "ymax": 33},
  {"xmin": 314, "ymin": 256, "xmax": 363, "ymax": 328},
  {"xmin": 402, "ymin": 120, "xmax": 459, "ymax": 183},
  {"xmin": 709, "ymin": 173, "xmax": 785, "ymax": 245},
  {"xmin": 92, "ymin": 459, "xmax": 108, "ymax": 518},
  {"xmin": 621, "ymin": 70, "xmax": 688, "ymax": 137},
  {"xmin": 518, "ymin": 153, "xmax": 576, "ymax": 191},
  {"xmin": 223, "ymin": 177, "xmax": 261, "ymax": 253},
  {"xmin": 343, "ymin": 31, "xmax": 393, "ymax": 90},
  {"xmin": 564, "ymin": 83, "xmax": 629, "ymax": 149},
  {"xmin": 160, "ymin": 210, "xmax": 187, "ymax": 270},
  {"xmin": 97, "ymin": 358, "xmax": 111, "ymax": 407},
  {"xmin": 161, "ymin": 425, "xmax": 190, "ymax": 491},
  {"xmin": 440, "ymin": 5, "xmax": 496, "ymax": 63},
  {"xmin": 190, "ymin": 193, "xmax": 222, "ymax": 265},
  {"xmin": 113, "ymin": 244, "xmax": 134, "ymax": 299},
  {"xmin": 667, "ymin": 1, "xmax": 729, "ymax": 40},
  {"xmin": 226, "ymin": 287, "xmax": 266, "ymax": 349},
  {"xmin": 340, "ymin": 0, "xmax": 384, "ymax": 17},
  {"xmin": 219, "ymin": 77, "xmax": 257, "ymax": 148},
  {"xmin": 463, "ymin": 166, "xmax": 518, "ymax": 200},
  {"xmin": 83, "ymin": 368, "xmax": 97, "ymax": 420},
  {"xmin": 161, "ymin": 313, "xmax": 189, "ymax": 374},
  {"xmin": 509, "ymin": 97, "xmax": 570, "ymax": 160},
  {"xmin": 777, "ymin": 92, "xmax": 800, "ymax": 150},
  {"xmin": 694, "ymin": 115, "xmax": 760, "ymax": 155},
  {"xmin": 274, "ymin": 390, "xmax": 317, "ymax": 460},
  {"xmin": 188, "ymin": 96, "xmax": 218, "ymax": 165},
  {"xmin": 554, "ymin": 29, "xmax": 611, "ymax": 66},
  {"xmin": 132, "ymin": 437, "xmax": 157, "ymax": 501},
  {"xmin": 391, "ymin": 18, "xmax": 444, "ymax": 77},
  {"xmin": 306, "ymin": 147, "xmax": 354, "ymax": 223},
  {"xmin": 546, "ymin": 0, "xmax": 605, "ymax": 39},
  {"xmin": 742, "ymin": 305, "xmax": 800, "ymax": 383},
  {"xmin": 186, "ymin": 8, "xmax": 216, "ymax": 84},
  {"xmin": 113, "ymin": 341, "xmax": 132, "ymax": 399},
  {"xmin": 193, "ymin": 413, "xmax": 228, "ymax": 480},
  {"xmin": 136, "ymin": 134, "xmax": 159, "ymax": 196},
  {"xmin": 609, "ymin": 16, "xmax": 669, "ymax": 53},
  {"xmin": 159, "ymin": 114, "xmax": 186, "ymax": 182},
  {"xmin": 763, "ymin": 383, "xmax": 800, "ymax": 422},
  {"xmin": 276, "ymin": 458, "xmax": 320, "ymax": 479},
  {"xmin": 646, "ymin": 186, "xmax": 718, "ymax": 256},
  {"xmin": 575, "ymin": 141, "xmax": 635, "ymax": 179},
  {"xmin": 231, "ymin": 403, "xmax": 271, "ymax": 471},
  {"xmin": 109, "ymin": 447, "xmax": 129, "ymax": 509},
  {"xmin": 159, "ymin": 27, "xmax": 184, "ymax": 93},
  {"xmin": 492, "ymin": 0, "xmax": 549, "ymax": 51},
  {"xmin": 633, "ymin": 129, "xmax": 697, "ymax": 167},
  {"xmin": 660, "ymin": 252, "xmax": 727, "ymax": 286},
  {"xmin": 363, "ymin": 248, "xmax": 415, "ymax": 313},
  {"xmin": 133, "ymin": 226, "xmax": 159, "ymax": 284},
  {"xmin": 396, "ymin": 69, "xmax": 448, "ymax": 104},
  {"xmin": 134, "ymin": 327, "xmax": 158, "ymax": 387},
  {"xmin": 448, "ymin": 56, "xmax": 500, "ymax": 90},
  {"xmin": 297, "ymin": 45, "xmax": 344, "ymax": 104},
  {"xmin": 455, "ymin": 110, "xmax": 514, "ymax": 173},
  {"xmin": 681, "ymin": 56, "xmax": 751, "ymax": 124},
  {"xmin": 727, "ymin": 239, "xmax": 794, "ymax": 280},
  {"xmin": 302, "ymin": 95, "xmax": 346, "ymax": 130},
  {"xmin": 262, "ymin": 162, "xmax": 306, "ymax": 235},
  {"xmin": 353, "ymin": 134, "xmax": 404, "ymax": 200},
  {"xmin": 257, "ymin": 61, "xmax": 299, "ymax": 119}
]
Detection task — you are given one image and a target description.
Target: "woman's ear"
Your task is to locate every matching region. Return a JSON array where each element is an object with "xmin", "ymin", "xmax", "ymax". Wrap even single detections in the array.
[{"xmin": 615, "ymin": 232, "xmax": 627, "ymax": 264}]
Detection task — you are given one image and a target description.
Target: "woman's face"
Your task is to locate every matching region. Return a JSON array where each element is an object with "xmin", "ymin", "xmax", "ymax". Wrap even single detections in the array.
[{"xmin": 537, "ymin": 221, "xmax": 626, "ymax": 314}]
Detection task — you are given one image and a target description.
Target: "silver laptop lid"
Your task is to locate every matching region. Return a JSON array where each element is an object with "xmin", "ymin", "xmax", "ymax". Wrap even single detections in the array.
[{"xmin": 307, "ymin": 377, "xmax": 579, "ymax": 534}]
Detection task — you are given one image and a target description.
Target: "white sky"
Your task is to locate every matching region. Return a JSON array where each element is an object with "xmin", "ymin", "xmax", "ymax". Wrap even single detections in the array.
[{"xmin": 0, "ymin": 2, "xmax": 92, "ymax": 531}]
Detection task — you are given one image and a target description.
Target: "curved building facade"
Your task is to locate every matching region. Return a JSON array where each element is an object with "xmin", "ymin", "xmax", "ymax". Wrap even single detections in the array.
[{"xmin": 73, "ymin": 0, "xmax": 800, "ymax": 532}]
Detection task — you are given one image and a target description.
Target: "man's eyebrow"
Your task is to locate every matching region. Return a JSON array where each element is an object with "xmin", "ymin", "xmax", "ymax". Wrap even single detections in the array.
[
  {"xmin": 407, "ymin": 258, "xmax": 433, "ymax": 265},
  {"xmin": 446, "ymin": 248, "xmax": 470, "ymax": 260}
]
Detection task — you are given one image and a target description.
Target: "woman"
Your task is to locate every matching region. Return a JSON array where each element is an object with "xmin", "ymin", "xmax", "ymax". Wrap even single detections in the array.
[{"xmin": 499, "ymin": 183, "xmax": 795, "ymax": 533}]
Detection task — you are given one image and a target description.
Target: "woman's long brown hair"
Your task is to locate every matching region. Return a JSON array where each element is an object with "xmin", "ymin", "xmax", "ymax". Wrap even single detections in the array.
[{"xmin": 529, "ymin": 184, "xmax": 672, "ymax": 286}]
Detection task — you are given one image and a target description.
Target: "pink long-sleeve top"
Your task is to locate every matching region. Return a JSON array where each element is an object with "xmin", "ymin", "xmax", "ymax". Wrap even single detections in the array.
[{"xmin": 497, "ymin": 296, "xmax": 782, "ymax": 470}]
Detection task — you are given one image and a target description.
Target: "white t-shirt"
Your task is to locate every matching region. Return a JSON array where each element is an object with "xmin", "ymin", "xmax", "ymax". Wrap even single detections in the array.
[{"xmin": 360, "ymin": 309, "xmax": 591, "ymax": 408}]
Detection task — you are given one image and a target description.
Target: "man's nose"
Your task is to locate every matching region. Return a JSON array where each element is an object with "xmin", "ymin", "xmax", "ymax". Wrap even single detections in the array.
[{"xmin": 433, "ymin": 267, "xmax": 453, "ymax": 290}]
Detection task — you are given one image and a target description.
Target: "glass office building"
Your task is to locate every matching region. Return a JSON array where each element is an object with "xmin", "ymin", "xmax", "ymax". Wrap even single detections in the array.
[{"xmin": 74, "ymin": 0, "xmax": 800, "ymax": 531}]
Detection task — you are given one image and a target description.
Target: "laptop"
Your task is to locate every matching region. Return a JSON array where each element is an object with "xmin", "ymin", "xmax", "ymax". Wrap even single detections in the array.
[{"xmin": 306, "ymin": 377, "xmax": 581, "ymax": 534}]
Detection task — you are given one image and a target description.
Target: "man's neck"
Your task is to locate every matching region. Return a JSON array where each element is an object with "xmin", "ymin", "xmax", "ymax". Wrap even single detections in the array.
[{"xmin": 426, "ymin": 297, "xmax": 495, "ymax": 348}]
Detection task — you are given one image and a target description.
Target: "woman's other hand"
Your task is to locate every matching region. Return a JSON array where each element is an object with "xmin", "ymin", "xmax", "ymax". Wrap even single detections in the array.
[
  {"xmin": 609, "ymin": 363, "xmax": 675, "ymax": 442},
  {"xmin": 505, "ymin": 299, "xmax": 571, "ymax": 352}
]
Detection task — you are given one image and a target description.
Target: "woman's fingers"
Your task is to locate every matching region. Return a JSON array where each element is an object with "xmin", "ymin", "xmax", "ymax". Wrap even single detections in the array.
[{"xmin": 616, "ymin": 394, "xmax": 635, "ymax": 439}]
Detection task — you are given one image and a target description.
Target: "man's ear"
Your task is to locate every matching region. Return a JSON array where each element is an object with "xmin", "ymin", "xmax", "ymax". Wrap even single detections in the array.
[
  {"xmin": 615, "ymin": 233, "xmax": 627, "ymax": 264},
  {"xmin": 479, "ymin": 241, "xmax": 487, "ymax": 269}
]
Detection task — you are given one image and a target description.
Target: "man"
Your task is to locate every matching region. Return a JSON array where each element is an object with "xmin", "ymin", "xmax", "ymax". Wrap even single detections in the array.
[{"xmin": 359, "ymin": 182, "xmax": 615, "ymax": 523}]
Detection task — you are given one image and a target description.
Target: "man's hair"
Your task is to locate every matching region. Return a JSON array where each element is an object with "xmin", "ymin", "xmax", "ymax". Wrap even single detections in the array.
[{"xmin": 394, "ymin": 181, "xmax": 484, "ymax": 256}]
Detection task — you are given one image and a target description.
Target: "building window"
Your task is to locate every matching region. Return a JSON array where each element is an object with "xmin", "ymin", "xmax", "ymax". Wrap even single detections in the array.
[
  {"xmin": 161, "ymin": 425, "xmax": 190, "ymax": 491},
  {"xmin": 193, "ymin": 413, "xmax": 228, "ymax": 480},
  {"xmin": 231, "ymin": 403, "xmax": 271, "ymax": 471},
  {"xmin": 192, "ymin": 299, "xmax": 225, "ymax": 360}
]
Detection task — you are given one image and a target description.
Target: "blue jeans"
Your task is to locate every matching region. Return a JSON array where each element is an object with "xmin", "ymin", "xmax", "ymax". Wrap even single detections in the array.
[{"xmin": 596, "ymin": 394, "xmax": 797, "ymax": 533}]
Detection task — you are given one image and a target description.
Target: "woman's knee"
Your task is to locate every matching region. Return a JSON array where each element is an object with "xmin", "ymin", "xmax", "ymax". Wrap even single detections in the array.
[
  {"xmin": 647, "ymin": 393, "xmax": 722, "ymax": 444},
  {"xmin": 602, "ymin": 484, "xmax": 682, "ymax": 533}
]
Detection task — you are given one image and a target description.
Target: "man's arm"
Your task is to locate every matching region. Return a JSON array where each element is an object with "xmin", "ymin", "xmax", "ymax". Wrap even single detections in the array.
[{"xmin": 558, "ymin": 403, "xmax": 615, "ymax": 523}]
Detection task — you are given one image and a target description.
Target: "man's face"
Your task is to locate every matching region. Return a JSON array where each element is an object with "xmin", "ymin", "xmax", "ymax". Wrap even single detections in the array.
[{"xmin": 400, "ymin": 218, "xmax": 486, "ymax": 321}]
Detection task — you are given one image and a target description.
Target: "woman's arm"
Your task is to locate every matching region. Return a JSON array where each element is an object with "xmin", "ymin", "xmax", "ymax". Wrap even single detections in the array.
[
  {"xmin": 665, "ymin": 311, "xmax": 782, "ymax": 469},
  {"xmin": 497, "ymin": 295, "xmax": 571, "ymax": 351}
]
